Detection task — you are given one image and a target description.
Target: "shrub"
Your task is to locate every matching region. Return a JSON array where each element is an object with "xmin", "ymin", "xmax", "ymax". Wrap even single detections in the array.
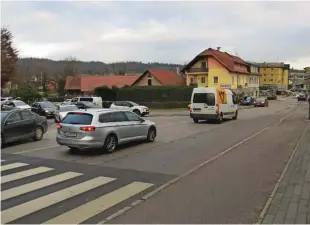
[{"xmin": 94, "ymin": 85, "xmax": 119, "ymax": 101}]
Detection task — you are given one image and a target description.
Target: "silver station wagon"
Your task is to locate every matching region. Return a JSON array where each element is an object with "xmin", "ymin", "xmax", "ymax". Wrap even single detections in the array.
[{"xmin": 56, "ymin": 109, "xmax": 157, "ymax": 153}]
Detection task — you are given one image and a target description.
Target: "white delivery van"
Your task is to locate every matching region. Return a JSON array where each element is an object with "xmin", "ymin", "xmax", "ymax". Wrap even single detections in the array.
[
  {"xmin": 190, "ymin": 87, "xmax": 238, "ymax": 123},
  {"xmin": 71, "ymin": 96, "xmax": 102, "ymax": 106}
]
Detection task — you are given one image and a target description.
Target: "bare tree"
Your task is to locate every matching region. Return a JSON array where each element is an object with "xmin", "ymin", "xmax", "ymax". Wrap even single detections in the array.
[
  {"xmin": 63, "ymin": 56, "xmax": 79, "ymax": 77},
  {"xmin": 1, "ymin": 27, "xmax": 18, "ymax": 88}
]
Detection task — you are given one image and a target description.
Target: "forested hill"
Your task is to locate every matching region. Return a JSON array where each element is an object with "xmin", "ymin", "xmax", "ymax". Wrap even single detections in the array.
[{"xmin": 16, "ymin": 58, "xmax": 184, "ymax": 80}]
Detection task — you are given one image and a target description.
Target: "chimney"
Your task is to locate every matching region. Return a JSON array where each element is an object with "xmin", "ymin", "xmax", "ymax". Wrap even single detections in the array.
[
  {"xmin": 217, "ymin": 47, "xmax": 221, "ymax": 51},
  {"xmin": 176, "ymin": 66, "xmax": 180, "ymax": 76}
]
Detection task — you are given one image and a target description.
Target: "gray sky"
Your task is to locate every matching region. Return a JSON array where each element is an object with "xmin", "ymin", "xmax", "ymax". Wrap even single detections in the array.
[{"xmin": 2, "ymin": 1, "xmax": 310, "ymax": 69}]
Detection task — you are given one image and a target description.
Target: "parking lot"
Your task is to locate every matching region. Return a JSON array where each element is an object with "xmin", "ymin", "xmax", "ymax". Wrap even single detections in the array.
[{"xmin": 1, "ymin": 97, "xmax": 309, "ymax": 224}]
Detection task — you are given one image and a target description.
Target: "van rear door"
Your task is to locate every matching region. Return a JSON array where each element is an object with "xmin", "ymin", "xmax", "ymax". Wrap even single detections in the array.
[{"xmin": 192, "ymin": 92, "xmax": 216, "ymax": 114}]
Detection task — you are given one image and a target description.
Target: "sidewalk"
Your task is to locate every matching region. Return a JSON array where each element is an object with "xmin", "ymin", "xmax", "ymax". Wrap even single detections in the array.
[{"xmin": 262, "ymin": 122, "xmax": 310, "ymax": 224}]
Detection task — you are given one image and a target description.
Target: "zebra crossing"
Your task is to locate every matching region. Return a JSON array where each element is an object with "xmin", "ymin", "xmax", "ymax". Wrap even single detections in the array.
[{"xmin": 0, "ymin": 159, "xmax": 156, "ymax": 224}]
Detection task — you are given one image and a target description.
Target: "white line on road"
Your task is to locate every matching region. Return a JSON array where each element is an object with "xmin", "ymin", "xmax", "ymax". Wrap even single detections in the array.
[
  {"xmin": 99, "ymin": 109, "xmax": 296, "ymax": 224},
  {"xmin": 1, "ymin": 162, "xmax": 28, "ymax": 172},
  {"xmin": 43, "ymin": 181, "xmax": 154, "ymax": 224},
  {"xmin": 1, "ymin": 167, "xmax": 54, "ymax": 184},
  {"xmin": 1, "ymin": 172, "xmax": 83, "ymax": 201},
  {"xmin": 1, "ymin": 176, "xmax": 116, "ymax": 224},
  {"xmin": 13, "ymin": 145, "xmax": 61, "ymax": 155}
]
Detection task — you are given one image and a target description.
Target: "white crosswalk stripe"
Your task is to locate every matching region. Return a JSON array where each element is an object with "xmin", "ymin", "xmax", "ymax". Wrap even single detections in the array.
[
  {"xmin": 1, "ymin": 160, "xmax": 155, "ymax": 224},
  {"xmin": 1, "ymin": 172, "xmax": 83, "ymax": 201},
  {"xmin": 1, "ymin": 167, "xmax": 54, "ymax": 184},
  {"xmin": 1, "ymin": 162, "xmax": 28, "ymax": 171}
]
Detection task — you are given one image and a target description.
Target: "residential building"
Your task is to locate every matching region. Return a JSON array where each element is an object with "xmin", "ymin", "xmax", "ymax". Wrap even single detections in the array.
[
  {"xmin": 64, "ymin": 74, "xmax": 140, "ymax": 96},
  {"xmin": 132, "ymin": 69, "xmax": 185, "ymax": 86},
  {"xmin": 289, "ymin": 69, "xmax": 309, "ymax": 90},
  {"xmin": 258, "ymin": 62, "xmax": 290, "ymax": 91},
  {"xmin": 181, "ymin": 47, "xmax": 250, "ymax": 94},
  {"xmin": 246, "ymin": 62, "xmax": 261, "ymax": 97},
  {"xmin": 304, "ymin": 67, "xmax": 310, "ymax": 91}
]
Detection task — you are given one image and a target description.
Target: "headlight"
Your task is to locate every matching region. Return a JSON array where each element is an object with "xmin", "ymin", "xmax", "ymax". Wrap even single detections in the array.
[{"xmin": 45, "ymin": 110, "xmax": 48, "ymax": 113}]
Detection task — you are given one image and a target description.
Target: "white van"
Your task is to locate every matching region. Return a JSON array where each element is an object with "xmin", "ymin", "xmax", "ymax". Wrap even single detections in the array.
[
  {"xmin": 71, "ymin": 96, "xmax": 102, "ymax": 106},
  {"xmin": 190, "ymin": 87, "xmax": 238, "ymax": 123}
]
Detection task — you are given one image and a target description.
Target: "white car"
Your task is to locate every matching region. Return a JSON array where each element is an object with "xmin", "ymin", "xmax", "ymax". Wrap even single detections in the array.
[
  {"xmin": 110, "ymin": 101, "xmax": 149, "ymax": 116},
  {"xmin": 2, "ymin": 100, "xmax": 31, "ymax": 110}
]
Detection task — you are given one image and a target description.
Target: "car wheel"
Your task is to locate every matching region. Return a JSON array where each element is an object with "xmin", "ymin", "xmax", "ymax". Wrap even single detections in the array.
[
  {"xmin": 133, "ymin": 109, "xmax": 141, "ymax": 116},
  {"xmin": 193, "ymin": 118, "xmax": 199, "ymax": 123},
  {"xmin": 147, "ymin": 127, "xmax": 156, "ymax": 142},
  {"xmin": 103, "ymin": 134, "xmax": 118, "ymax": 153},
  {"xmin": 54, "ymin": 117, "xmax": 59, "ymax": 123},
  {"xmin": 1, "ymin": 134, "xmax": 5, "ymax": 148},
  {"xmin": 69, "ymin": 147, "xmax": 79, "ymax": 153},
  {"xmin": 232, "ymin": 111, "xmax": 238, "ymax": 120},
  {"xmin": 33, "ymin": 127, "xmax": 43, "ymax": 141}
]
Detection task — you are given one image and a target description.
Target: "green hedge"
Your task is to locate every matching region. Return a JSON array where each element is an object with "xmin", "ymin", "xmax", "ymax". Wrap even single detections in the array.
[
  {"xmin": 138, "ymin": 101, "xmax": 188, "ymax": 109},
  {"xmin": 94, "ymin": 85, "xmax": 193, "ymax": 102}
]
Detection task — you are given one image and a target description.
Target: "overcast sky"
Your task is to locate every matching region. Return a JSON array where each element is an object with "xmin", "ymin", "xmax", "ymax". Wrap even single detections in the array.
[{"xmin": 2, "ymin": 1, "xmax": 310, "ymax": 69}]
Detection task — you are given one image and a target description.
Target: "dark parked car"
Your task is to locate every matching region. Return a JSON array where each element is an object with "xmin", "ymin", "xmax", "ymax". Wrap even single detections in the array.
[
  {"xmin": 240, "ymin": 96, "xmax": 255, "ymax": 105},
  {"xmin": 1, "ymin": 108, "xmax": 48, "ymax": 147},
  {"xmin": 297, "ymin": 94, "xmax": 308, "ymax": 101},
  {"xmin": 254, "ymin": 97, "xmax": 269, "ymax": 107},
  {"xmin": 71, "ymin": 101, "xmax": 102, "ymax": 109},
  {"xmin": 31, "ymin": 101, "xmax": 57, "ymax": 118}
]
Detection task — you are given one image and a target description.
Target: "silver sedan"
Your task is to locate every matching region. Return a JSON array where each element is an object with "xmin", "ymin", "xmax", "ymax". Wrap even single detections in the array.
[{"xmin": 56, "ymin": 109, "xmax": 157, "ymax": 153}]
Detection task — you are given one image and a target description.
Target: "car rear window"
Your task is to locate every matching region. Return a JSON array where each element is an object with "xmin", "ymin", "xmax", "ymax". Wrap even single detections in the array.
[
  {"xmin": 79, "ymin": 97, "xmax": 93, "ymax": 102},
  {"xmin": 61, "ymin": 112, "xmax": 93, "ymax": 125},
  {"xmin": 193, "ymin": 93, "xmax": 215, "ymax": 106}
]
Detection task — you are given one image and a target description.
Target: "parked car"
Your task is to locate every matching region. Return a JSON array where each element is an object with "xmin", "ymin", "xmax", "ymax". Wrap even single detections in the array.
[
  {"xmin": 1, "ymin": 108, "xmax": 48, "ymax": 147},
  {"xmin": 2, "ymin": 100, "xmax": 31, "ymax": 110},
  {"xmin": 56, "ymin": 109, "xmax": 157, "ymax": 153},
  {"xmin": 1, "ymin": 97, "xmax": 13, "ymax": 106},
  {"xmin": 54, "ymin": 105, "xmax": 79, "ymax": 123},
  {"xmin": 71, "ymin": 101, "xmax": 102, "ymax": 109},
  {"xmin": 297, "ymin": 93, "xmax": 308, "ymax": 101},
  {"xmin": 31, "ymin": 101, "xmax": 57, "ymax": 118},
  {"xmin": 110, "ymin": 101, "xmax": 149, "ymax": 116},
  {"xmin": 70, "ymin": 96, "xmax": 102, "ymax": 106},
  {"xmin": 240, "ymin": 96, "xmax": 255, "ymax": 105},
  {"xmin": 254, "ymin": 97, "xmax": 269, "ymax": 107}
]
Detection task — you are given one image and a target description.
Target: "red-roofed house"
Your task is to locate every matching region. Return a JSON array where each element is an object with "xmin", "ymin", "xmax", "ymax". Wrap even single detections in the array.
[
  {"xmin": 132, "ymin": 69, "xmax": 185, "ymax": 86},
  {"xmin": 64, "ymin": 74, "xmax": 140, "ymax": 95},
  {"xmin": 181, "ymin": 47, "xmax": 250, "ymax": 92}
]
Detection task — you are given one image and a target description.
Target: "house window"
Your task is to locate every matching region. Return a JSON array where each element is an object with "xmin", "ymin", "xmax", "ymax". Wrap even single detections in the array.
[
  {"xmin": 201, "ymin": 77, "xmax": 205, "ymax": 83},
  {"xmin": 201, "ymin": 61, "xmax": 208, "ymax": 68},
  {"xmin": 264, "ymin": 79, "xmax": 266, "ymax": 82},
  {"xmin": 214, "ymin": 76, "xmax": 218, "ymax": 84},
  {"xmin": 190, "ymin": 77, "xmax": 194, "ymax": 84},
  {"xmin": 147, "ymin": 74, "xmax": 152, "ymax": 86}
]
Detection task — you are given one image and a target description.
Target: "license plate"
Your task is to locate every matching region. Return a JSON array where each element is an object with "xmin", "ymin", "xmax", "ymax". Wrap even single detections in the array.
[{"xmin": 65, "ymin": 132, "xmax": 77, "ymax": 137}]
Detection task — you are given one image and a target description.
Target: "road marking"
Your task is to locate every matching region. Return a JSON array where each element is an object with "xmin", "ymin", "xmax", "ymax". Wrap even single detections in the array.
[
  {"xmin": 44, "ymin": 181, "xmax": 154, "ymax": 224},
  {"xmin": 1, "ymin": 172, "xmax": 83, "ymax": 201},
  {"xmin": 257, "ymin": 121, "xmax": 310, "ymax": 224},
  {"xmin": 1, "ymin": 167, "xmax": 54, "ymax": 184},
  {"xmin": 99, "ymin": 109, "xmax": 296, "ymax": 224},
  {"xmin": 1, "ymin": 176, "xmax": 116, "ymax": 224},
  {"xmin": 13, "ymin": 145, "xmax": 61, "ymax": 154},
  {"xmin": 1, "ymin": 163, "xmax": 28, "ymax": 172}
]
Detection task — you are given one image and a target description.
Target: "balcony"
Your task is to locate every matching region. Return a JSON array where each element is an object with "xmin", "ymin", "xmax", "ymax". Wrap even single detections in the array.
[{"xmin": 186, "ymin": 68, "xmax": 209, "ymax": 73}]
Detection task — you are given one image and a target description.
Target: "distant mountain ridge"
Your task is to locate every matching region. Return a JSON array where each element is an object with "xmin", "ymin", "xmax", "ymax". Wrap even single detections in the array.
[{"xmin": 16, "ymin": 57, "xmax": 184, "ymax": 80}]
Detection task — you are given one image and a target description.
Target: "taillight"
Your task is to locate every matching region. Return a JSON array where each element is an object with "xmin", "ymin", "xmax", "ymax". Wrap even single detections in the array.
[
  {"xmin": 80, "ymin": 126, "xmax": 96, "ymax": 132},
  {"xmin": 216, "ymin": 104, "xmax": 219, "ymax": 113},
  {"xmin": 74, "ymin": 112, "xmax": 85, "ymax": 115},
  {"xmin": 56, "ymin": 124, "xmax": 62, "ymax": 129}
]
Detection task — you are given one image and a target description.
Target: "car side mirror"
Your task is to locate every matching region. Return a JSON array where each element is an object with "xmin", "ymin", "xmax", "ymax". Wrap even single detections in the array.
[{"xmin": 140, "ymin": 118, "xmax": 145, "ymax": 123}]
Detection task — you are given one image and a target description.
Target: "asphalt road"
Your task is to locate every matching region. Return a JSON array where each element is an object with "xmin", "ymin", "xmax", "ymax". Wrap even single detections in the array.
[{"xmin": 1, "ymin": 97, "xmax": 309, "ymax": 224}]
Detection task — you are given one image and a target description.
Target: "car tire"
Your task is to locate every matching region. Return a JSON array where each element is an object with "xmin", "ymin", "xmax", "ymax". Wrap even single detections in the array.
[
  {"xmin": 232, "ymin": 111, "xmax": 238, "ymax": 120},
  {"xmin": 133, "ymin": 109, "xmax": 141, "ymax": 116},
  {"xmin": 103, "ymin": 134, "xmax": 118, "ymax": 153},
  {"xmin": 193, "ymin": 118, "xmax": 199, "ymax": 123},
  {"xmin": 54, "ymin": 117, "xmax": 59, "ymax": 123},
  {"xmin": 146, "ymin": 127, "xmax": 156, "ymax": 142},
  {"xmin": 69, "ymin": 147, "xmax": 79, "ymax": 153},
  {"xmin": 33, "ymin": 127, "xmax": 43, "ymax": 141}
]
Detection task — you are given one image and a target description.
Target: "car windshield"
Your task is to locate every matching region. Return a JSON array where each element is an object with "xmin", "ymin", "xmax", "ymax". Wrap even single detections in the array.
[
  {"xmin": 40, "ymin": 102, "xmax": 55, "ymax": 108},
  {"xmin": 128, "ymin": 101, "xmax": 139, "ymax": 106},
  {"xmin": 13, "ymin": 101, "xmax": 27, "ymax": 106},
  {"xmin": 0, "ymin": 112, "xmax": 9, "ymax": 121},
  {"xmin": 60, "ymin": 105, "xmax": 78, "ymax": 112}
]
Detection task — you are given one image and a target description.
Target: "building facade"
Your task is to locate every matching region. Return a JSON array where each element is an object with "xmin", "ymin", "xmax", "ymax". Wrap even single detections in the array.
[
  {"xmin": 181, "ymin": 48, "xmax": 250, "ymax": 94},
  {"xmin": 246, "ymin": 62, "xmax": 260, "ymax": 98},
  {"xmin": 258, "ymin": 62, "xmax": 290, "ymax": 91}
]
